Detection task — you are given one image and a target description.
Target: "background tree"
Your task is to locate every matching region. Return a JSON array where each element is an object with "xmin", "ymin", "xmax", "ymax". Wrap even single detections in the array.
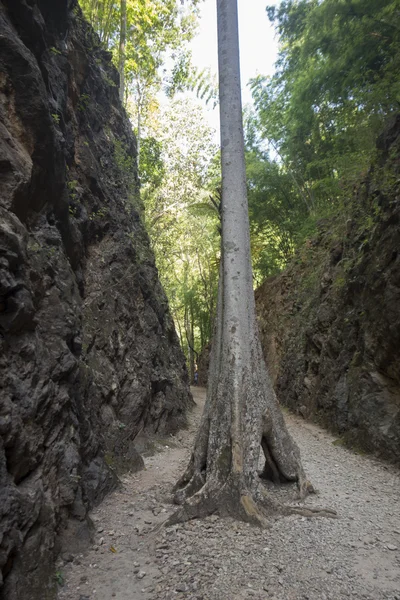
[
  {"xmin": 118, "ymin": 0, "xmax": 127, "ymax": 101},
  {"xmin": 142, "ymin": 98, "xmax": 220, "ymax": 380},
  {"xmin": 79, "ymin": 0, "xmax": 200, "ymax": 165}
]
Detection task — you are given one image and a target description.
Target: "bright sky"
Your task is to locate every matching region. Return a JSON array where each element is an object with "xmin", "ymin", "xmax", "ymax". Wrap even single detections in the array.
[{"xmin": 189, "ymin": 0, "xmax": 280, "ymax": 132}]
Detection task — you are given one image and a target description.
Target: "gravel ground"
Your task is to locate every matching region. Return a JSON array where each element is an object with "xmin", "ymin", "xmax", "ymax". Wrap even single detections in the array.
[{"xmin": 57, "ymin": 387, "xmax": 400, "ymax": 600}]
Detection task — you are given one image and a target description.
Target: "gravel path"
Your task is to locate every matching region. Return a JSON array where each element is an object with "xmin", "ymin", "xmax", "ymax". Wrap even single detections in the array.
[{"xmin": 57, "ymin": 387, "xmax": 400, "ymax": 600}]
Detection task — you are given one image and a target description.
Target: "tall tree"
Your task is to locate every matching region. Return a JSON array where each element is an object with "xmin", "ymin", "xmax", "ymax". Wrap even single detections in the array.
[
  {"xmin": 168, "ymin": 0, "xmax": 333, "ymax": 525},
  {"xmin": 142, "ymin": 98, "xmax": 220, "ymax": 377},
  {"xmin": 79, "ymin": 0, "xmax": 200, "ymax": 162},
  {"xmin": 119, "ymin": 0, "xmax": 127, "ymax": 102}
]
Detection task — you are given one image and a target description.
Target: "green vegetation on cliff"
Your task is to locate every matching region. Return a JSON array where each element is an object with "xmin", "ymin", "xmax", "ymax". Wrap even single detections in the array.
[
  {"xmin": 256, "ymin": 114, "xmax": 400, "ymax": 461},
  {"xmin": 247, "ymin": 0, "xmax": 400, "ymax": 278}
]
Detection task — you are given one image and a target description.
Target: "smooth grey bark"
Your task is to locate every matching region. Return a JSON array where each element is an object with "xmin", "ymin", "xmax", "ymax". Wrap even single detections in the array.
[
  {"xmin": 184, "ymin": 301, "xmax": 195, "ymax": 384},
  {"xmin": 169, "ymin": 0, "xmax": 334, "ymax": 526},
  {"xmin": 137, "ymin": 108, "xmax": 141, "ymax": 171},
  {"xmin": 118, "ymin": 0, "xmax": 127, "ymax": 103}
]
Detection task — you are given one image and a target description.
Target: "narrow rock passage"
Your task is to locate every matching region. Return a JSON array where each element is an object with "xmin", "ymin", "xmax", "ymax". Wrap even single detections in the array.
[{"xmin": 58, "ymin": 387, "xmax": 400, "ymax": 600}]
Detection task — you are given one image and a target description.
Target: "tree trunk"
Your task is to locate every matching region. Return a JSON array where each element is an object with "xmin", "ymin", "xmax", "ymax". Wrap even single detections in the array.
[
  {"xmin": 137, "ymin": 106, "xmax": 141, "ymax": 172},
  {"xmin": 168, "ymin": 0, "xmax": 335, "ymax": 527},
  {"xmin": 184, "ymin": 304, "xmax": 195, "ymax": 384},
  {"xmin": 118, "ymin": 0, "xmax": 127, "ymax": 104}
]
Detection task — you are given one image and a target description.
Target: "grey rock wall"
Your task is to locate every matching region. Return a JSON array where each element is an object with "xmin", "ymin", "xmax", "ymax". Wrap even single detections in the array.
[
  {"xmin": 256, "ymin": 116, "xmax": 400, "ymax": 464},
  {"xmin": 0, "ymin": 1, "xmax": 192, "ymax": 598}
]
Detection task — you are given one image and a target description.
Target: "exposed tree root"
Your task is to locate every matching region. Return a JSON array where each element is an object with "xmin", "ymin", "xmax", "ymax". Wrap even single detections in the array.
[
  {"xmin": 296, "ymin": 469, "xmax": 316, "ymax": 500},
  {"xmin": 283, "ymin": 505, "xmax": 337, "ymax": 518},
  {"xmin": 164, "ymin": 493, "xmax": 337, "ymax": 529},
  {"xmin": 260, "ymin": 438, "xmax": 281, "ymax": 484},
  {"xmin": 164, "ymin": 473, "xmax": 337, "ymax": 530},
  {"xmin": 166, "ymin": 485, "xmax": 271, "ymax": 528},
  {"xmin": 173, "ymin": 471, "xmax": 205, "ymax": 506},
  {"xmin": 165, "ymin": 401, "xmax": 337, "ymax": 528},
  {"xmin": 166, "ymin": 484, "xmax": 218, "ymax": 527},
  {"xmin": 256, "ymin": 486, "xmax": 337, "ymax": 519}
]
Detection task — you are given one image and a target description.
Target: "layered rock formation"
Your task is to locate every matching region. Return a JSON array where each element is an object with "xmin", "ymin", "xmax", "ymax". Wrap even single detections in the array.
[
  {"xmin": 0, "ymin": 1, "xmax": 192, "ymax": 598},
  {"xmin": 256, "ymin": 116, "xmax": 400, "ymax": 462}
]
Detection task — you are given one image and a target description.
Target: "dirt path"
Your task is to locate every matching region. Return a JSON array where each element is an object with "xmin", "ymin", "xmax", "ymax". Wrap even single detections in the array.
[{"xmin": 57, "ymin": 387, "xmax": 400, "ymax": 600}]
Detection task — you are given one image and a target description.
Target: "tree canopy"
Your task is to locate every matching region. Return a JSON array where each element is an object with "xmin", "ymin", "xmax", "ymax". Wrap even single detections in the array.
[
  {"xmin": 251, "ymin": 0, "xmax": 399, "ymax": 205},
  {"xmin": 244, "ymin": 0, "xmax": 400, "ymax": 281},
  {"xmin": 78, "ymin": 0, "xmax": 400, "ymax": 374},
  {"xmin": 79, "ymin": 0, "xmax": 201, "ymax": 163}
]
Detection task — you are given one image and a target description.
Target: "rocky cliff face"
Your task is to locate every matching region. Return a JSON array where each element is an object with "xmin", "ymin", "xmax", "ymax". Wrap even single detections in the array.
[
  {"xmin": 0, "ymin": 1, "xmax": 192, "ymax": 598},
  {"xmin": 256, "ymin": 116, "xmax": 400, "ymax": 463}
]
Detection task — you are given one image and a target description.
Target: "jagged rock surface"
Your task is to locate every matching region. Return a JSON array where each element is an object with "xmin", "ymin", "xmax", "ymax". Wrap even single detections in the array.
[
  {"xmin": 256, "ymin": 116, "xmax": 400, "ymax": 463},
  {"xmin": 0, "ymin": 1, "xmax": 192, "ymax": 598}
]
